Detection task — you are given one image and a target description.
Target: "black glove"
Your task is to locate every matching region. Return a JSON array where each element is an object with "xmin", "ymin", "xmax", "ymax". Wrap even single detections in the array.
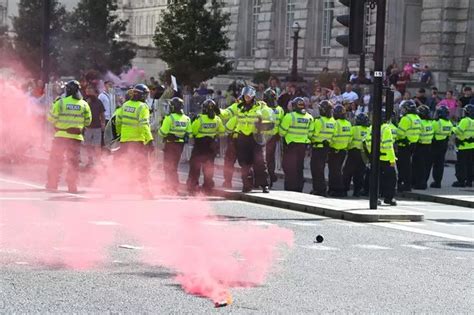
[{"xmin": 165, "ymin": 134, "xmax": 179, "ymax": 142}]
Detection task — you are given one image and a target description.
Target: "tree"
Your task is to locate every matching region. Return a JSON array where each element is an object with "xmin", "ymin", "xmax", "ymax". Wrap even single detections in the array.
[
  {"xmin": 12, "ymin": 0, "xmax": 67, "ymax": 78},
  {"xmin": 154, "ymin": 0, "xmax": 232, "ymax": 87},
  {"xmin": 61, "ymin": 0, "xmax": 136, "ymax": 75}
]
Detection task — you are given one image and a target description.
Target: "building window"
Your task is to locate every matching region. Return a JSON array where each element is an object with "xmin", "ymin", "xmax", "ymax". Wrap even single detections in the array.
[
  {"xmin": 321, "ymin": 0, "xmax": 334, "ymax": 56},
  {"xmin": 364, "ymin": 4, "xmax": 372, "ymax": 53},
  {"xmin": 285, "ymin": 0, "xmax": 296, "ymax": 57},
  {"xmin": 250, "ymin": 0, "xmax": 261, "ymax": 56}
]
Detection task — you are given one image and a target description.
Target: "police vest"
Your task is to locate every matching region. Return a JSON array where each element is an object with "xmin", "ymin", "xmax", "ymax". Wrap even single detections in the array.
[
  {"xmin": 433, "ymin": 119, "xmax": 453, "ymax": 141},
  {"xmin": 193, "ymin": 114, "xmax": 224, "ymax": 138},
  {"xmin": 366, "ymin": 124, "xmax": 396, "ymax": 163},
  {"xmin": 269, "ymin": 106, "xmax": 285, "ymax": 135},
  {"xmin": 348, "ymin": 125, "xmax": 369, "ymax": 150},
  {"xmin": 418, "ymin": 119, "xmax": 434, "ymax": 144},
  {"xmin": 116, "ymin": 100, "xmax": 153, "ymax": 143},
  {"xmin": 234, "ymin": 103, "xmax": 264, "ymax": 136},
  {"xmin": 159, "ymin": 113, "xmax": 191, "ymax": 142},
  {"xmin": 279, "ymin": 112, "xmax": 313, "ymax": 144},
  {"xmin": 47, "ymin": 96, "xmax": 92, "ymax": 141},
  {"xmin": 397, "ymin": 113, "xmax": 421, "ymax": 145},
  {"xmin": 311, "ymin": 116, "xmax": 336, "ymax": 148},
  {"xmin": 330, "ymin": 119, "xmax": 352, "ymax": 150},
  {"xmin": 454, "ymin": 117, "xmax": 474, "ymax": 150}
]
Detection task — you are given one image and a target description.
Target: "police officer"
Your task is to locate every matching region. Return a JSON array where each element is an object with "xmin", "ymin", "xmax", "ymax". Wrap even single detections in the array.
[
  {"xmin": 159, "ymin": 97, "xmax": 192, "ymax": 192},
  {"xmin": 429, "ymin": 105, "xmax": 453, "ymax": 188},
  {"xmin": 365, "ymin": 109, "xmax": 398, "ymax": 206},
  {"xmin": 220, "ymin": 98, "xmax": 240, "ymax": 188},
  {"xmin": 396, "ymin": 100, "xmax": 421, "ymax": 192},
  {"xmin": 327, "ymin": 104, "xmax": 353, "ymax": 197},
  {"xmin": 279, "ymin": 97, "xmax": 313, "ymax": 192},
  {"xmin": 310, "ymin": 100, "xmax": 336, "ymax": 196},
  {"xmin": 343, "ymin": 113, "xmax": 370, "ymax": 197},
  {"xmin": 264, "ymin": 88, "xmax": 285, "ymax": 186},
  {"xmin": 115, "ymin": 84, "xmax": 154, "ymax": 198},
  {"xmin": 412, "ymin": 104, "xmax": 433, "ymax": 190},
  {"xmin": 46, "ymin": 80, "xmax": 92, "ymax": 193},
  {"xmin": 452, "ymin": 104, "xmax": 474, "ymax": 187},
  {"xmin": 221, "ymin": 86, "xmax": 271, "ymax": 193},
  {"xmin": 187, "ymin": 99, "xmax": 225, "ymax": 194}
]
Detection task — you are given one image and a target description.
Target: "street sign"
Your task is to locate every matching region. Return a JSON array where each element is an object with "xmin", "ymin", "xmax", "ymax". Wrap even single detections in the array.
[{"xmin": 374, "ymin": 71, "xmax": 383, "ymax": 77}]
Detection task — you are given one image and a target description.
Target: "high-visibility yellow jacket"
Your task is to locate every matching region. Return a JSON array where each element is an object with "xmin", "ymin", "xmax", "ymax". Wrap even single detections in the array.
[
  {"xmin": 310, "ymin": 116, "xmax": 336, "ymax": 148},
  {"xmin": 454, "ymin": 117, "xmax": 474, "ymax": 150},
  {"xmin": 433, "ymin": 118, "xmax": 453, "ymax": 141},
  {"xmin": 347, "ymin": 125, "xmax": 369, "ymax": 150},
  {"xmin": 397, "ymin": 113, "xmax": 421, "ymax": 145},
  {"xmin": 47, "ymin": 96, "xmax": 91, "ymax": 141},
  {"xmin": 329, "ymin": 119, "xmax": 352, "ymax": 150},
  {"xmin": 191, "ymin": 114, "xmax": 225, "ymax": 138},
  {"xmin": 366, "ymin": 123, "xmax": 396, "ymax": 164},
  {"xmin": 268, "ymin": 105, "xmax": 285, "ymax": 135},
  {"xmin": 279, "ymin": 111, "xmax": 313, "ymax": 144},
  {"xmin": 115, "ymin": 100, "xmax": 153, "ymax": 144},
  {"xmin": 159, "ymin": 112, "xmax": 192, "ymax": 142},
  {"xmin": 418, "ymin": 119, "xmax": 434, "ymax": 144}
]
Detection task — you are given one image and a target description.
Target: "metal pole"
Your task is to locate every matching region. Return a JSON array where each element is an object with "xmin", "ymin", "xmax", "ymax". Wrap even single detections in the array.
[
  {"xmin": 369, "ymin": 0, "xmax": 386, "ymax": 209},
  {"xmin": 41, "ymin": 0, "xmax": 51, "ymax": 82},
  {"xmin": 291, "ymin": 31, "xmax": 299, "ymax": 81},
  {"xmin": 359, "ymin": 52, "xmax": 366, "ymax": 79}
]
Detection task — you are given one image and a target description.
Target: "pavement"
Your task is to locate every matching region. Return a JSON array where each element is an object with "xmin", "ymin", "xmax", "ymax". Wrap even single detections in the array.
[{"xmin": 0, "ymin": 176, "xmax": 473, "ymax": 313}]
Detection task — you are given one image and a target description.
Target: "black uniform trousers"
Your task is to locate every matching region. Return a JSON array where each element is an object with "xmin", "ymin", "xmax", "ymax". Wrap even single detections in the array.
[
  {"xmin": 397, "ymin": 143, "xmax": 416, "ymax": 190},
  {"xmin": 380, "ymin": 160, "xmax": 396, "ymax": 201},
  {"xmin": 187, "ymin": 137, "xmax": 217, "ymax": 192},
  {"xmin": 455, "ymin": 149, "xmax": 474, "ymax": 185},
  {"xmin": 223, "ymin": 136, "xmax": 237, "ymax": 184},
  {"xmin": 163, "ymin": 141, "xmax": 185, "ymax": 189},
  {"xmin": 282, "ymin": 142, "xmax": 306, "ymax": 192},
  {"xmin": 236, "ymin": 134, "xmax": 269, "ymax": 189},
  {"xmin": 46, "ymin": 137, "xmax": 81, "ymax": 189},
  {"xmin": 412, "ymin": 143, "xmax": 431, "ymax": 189},
  {"xmin": 116, "ymin": 142, "xmax": 151, "ymax": 192},
  {"xmin": 342, "ymin": 148, "xmax": 365, "ymax": 194},
  {"xmin": 310, "ymin": 146, "xmax": 330, "ymax": 195},
  {"xmin": 328, "ymin": 148, "xmax": 347, "ymax": 195},
  {"xmin": 430, "ymin": 139, "xmax": 448, "ymax": 185},
  {"xmin": 266, "ymin": 135, "xmax": 280, "ymax": 183}
]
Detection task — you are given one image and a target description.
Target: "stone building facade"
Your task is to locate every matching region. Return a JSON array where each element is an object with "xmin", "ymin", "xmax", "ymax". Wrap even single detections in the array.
[{"xmin": 115, "ymin": 0, "xmax": 474, "ymax": 90}]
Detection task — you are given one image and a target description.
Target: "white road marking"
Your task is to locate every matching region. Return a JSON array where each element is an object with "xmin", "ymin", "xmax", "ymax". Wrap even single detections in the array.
[
  {"xmin": 15, "ymin": 261, "xmax": 29, "ymax": 265},
  {"xmin": 373, "ymin": 222, "xmax": 474, "ymax": 242},
  {"xmin": 401, "ymin": 244, "xmax": 431, "ymax": 250},
  {"xmin": 455, "ymin": 257, "xmax": 468, "ymax": 260},
  {"xmin": 299, "ymin": 245, "xmax": 340, "ymax": 251},
  {"xmin": 288, "ymin": 222, "xmax": 319, "ymax": 226},
  {"xmin": 353, "ymin": 244, "xmax": 392, "ymax": 250},
  {"xmin": 89, "ymin": 221, "xmax": 120, "ymax": 226},
  {"xmin": 118, "ymin": 244, "xmax": 143, "ymax": 250},
  {"xmin": 249, "ymin": 221, "xmax": 274, "ymax": 226},
  {"xmin": 334, "ymin": 221, "xmax": 364, "ymax": 227},
  {"xmin": 0, "ymin": 177, "xmax": 87, "ymax": 198}
]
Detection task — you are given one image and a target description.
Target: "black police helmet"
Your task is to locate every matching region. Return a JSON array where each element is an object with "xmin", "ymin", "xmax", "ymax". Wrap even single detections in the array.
[
  {"xmin": 417, "ymin": 104, "xmax": 430, "ymax": 119},
  {"xmin": 319, "ymin": 100, "xmax": 333, "ymax": 118},
  {"xmin": 333, "ymin": 104, "xmax": 346, "ymax": 120},
  {"xmin": 202, "ymin": 99, "xmax": 217, "ymax": 118},
  {"xmin": 355, "ymin": 113, "xmax": 370, "ymax": 126},
  {"xmin": 292, "ymin": 97, "xmax": 306, "ymax": 114},
  {"xmin": 241, "ymin": 86, "xmax": 256, "ymax": 99},
  {"xmin": 132, "ymin": 84, "xmax": 150, "ymax": 101},
  {"xmin": 65, "ymin": 80, "xmax": 81, "ymax": 99},
  {"xmin": 464, "ymin": 104, "xmax": 474, "ymax": 119},
  {"xmin": 169, "ymin": 97, "xmax": 184, "ymax": 114},
  {"xmin": 263, "ymin": 88, "xmax": 277, "ymax": 107},
  {"xmin": 435, "ymin": 105, "xmax": 449, "ymax": 120},
  {"xmin": 400, "ymin": 100, "xmax": 417, "ymax": 116}
]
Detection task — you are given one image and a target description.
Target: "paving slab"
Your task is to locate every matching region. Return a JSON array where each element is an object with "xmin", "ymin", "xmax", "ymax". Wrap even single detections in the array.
[{"xmin": 215, "ymin": 189, "xmax": 424, "ymax": 223}]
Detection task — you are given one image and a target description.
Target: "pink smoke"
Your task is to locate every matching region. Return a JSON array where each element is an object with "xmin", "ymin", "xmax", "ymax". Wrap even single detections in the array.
[
  {"xmin": 105, "ymin": 66, "xmax": 146, "ymax": 88},
  {"xmin": 0, "ymin": 77, "xmax": 294, "ymax": 305}
]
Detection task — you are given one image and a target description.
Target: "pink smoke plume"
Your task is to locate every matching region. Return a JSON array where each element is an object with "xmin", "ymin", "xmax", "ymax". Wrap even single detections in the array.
[
  {"xmin": 105, "ymin": 66, "xmax": 146, "ymax": 88},
  {"xmin": 0, "ymin": 77, "xmax": 294, "ymax": 305}
]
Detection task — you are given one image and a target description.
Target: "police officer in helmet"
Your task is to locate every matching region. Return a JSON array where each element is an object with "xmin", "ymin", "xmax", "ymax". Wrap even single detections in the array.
[
  {"xmin": 452, "ymin": 104, "xmax": 474, "ymax": 187},
  {"xmin": 264, "ymin": 88, "xmax": 284, "ymax": 187},
  {"xmin": 429, "ymin": 105, "xmax": 453, "ymax": 188},
  {"xmin": 46, "ymin": 80, "xmax": 91, "ymax": 193}
]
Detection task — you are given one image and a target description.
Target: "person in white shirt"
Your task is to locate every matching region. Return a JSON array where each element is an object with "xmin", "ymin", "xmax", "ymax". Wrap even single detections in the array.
[
  {"xmin": 356, "ymin": 87, "xmax": 371, "ymax": 115},
  {"xmin": 98, "ymin": 80, "xmax": 115, "ymax": 123},
  {"xmin": 342, "ymin": 83, "xmax": 359, "ymax": 104}
]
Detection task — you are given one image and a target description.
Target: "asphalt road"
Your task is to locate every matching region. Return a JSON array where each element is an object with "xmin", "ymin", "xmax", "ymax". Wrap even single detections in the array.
[{"xmin": 0, "ymin": 173, "xmax": 473, "ymax": 313}]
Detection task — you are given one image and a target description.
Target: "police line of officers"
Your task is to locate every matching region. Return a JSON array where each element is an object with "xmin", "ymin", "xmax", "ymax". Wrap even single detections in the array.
[{"xmin": 46, "ymin": 81, "xmax": 474, "ymax": 203}]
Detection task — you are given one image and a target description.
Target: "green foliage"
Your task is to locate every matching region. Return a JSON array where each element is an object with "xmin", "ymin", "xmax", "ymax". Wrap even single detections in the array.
[
  {"xmin": 153, "ymin": 0, "xmax": 232, "ymax": 87},
  {"xmin": 253, "ymin": 71, "xmax": 272, "ymax": 85},
  {"xmin": 61, "ymin": 0, "xmax": 136, "ymax": 75},
  {"xmin": 12, "ymin": 0, "xmax": 67, "ymax": 77}
]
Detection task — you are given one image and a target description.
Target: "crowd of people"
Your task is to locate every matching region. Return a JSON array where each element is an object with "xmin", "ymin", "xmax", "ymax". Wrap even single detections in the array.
[{"xmin": 42, "ymin": 75, "xmax": 474, "ymax": 204}]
